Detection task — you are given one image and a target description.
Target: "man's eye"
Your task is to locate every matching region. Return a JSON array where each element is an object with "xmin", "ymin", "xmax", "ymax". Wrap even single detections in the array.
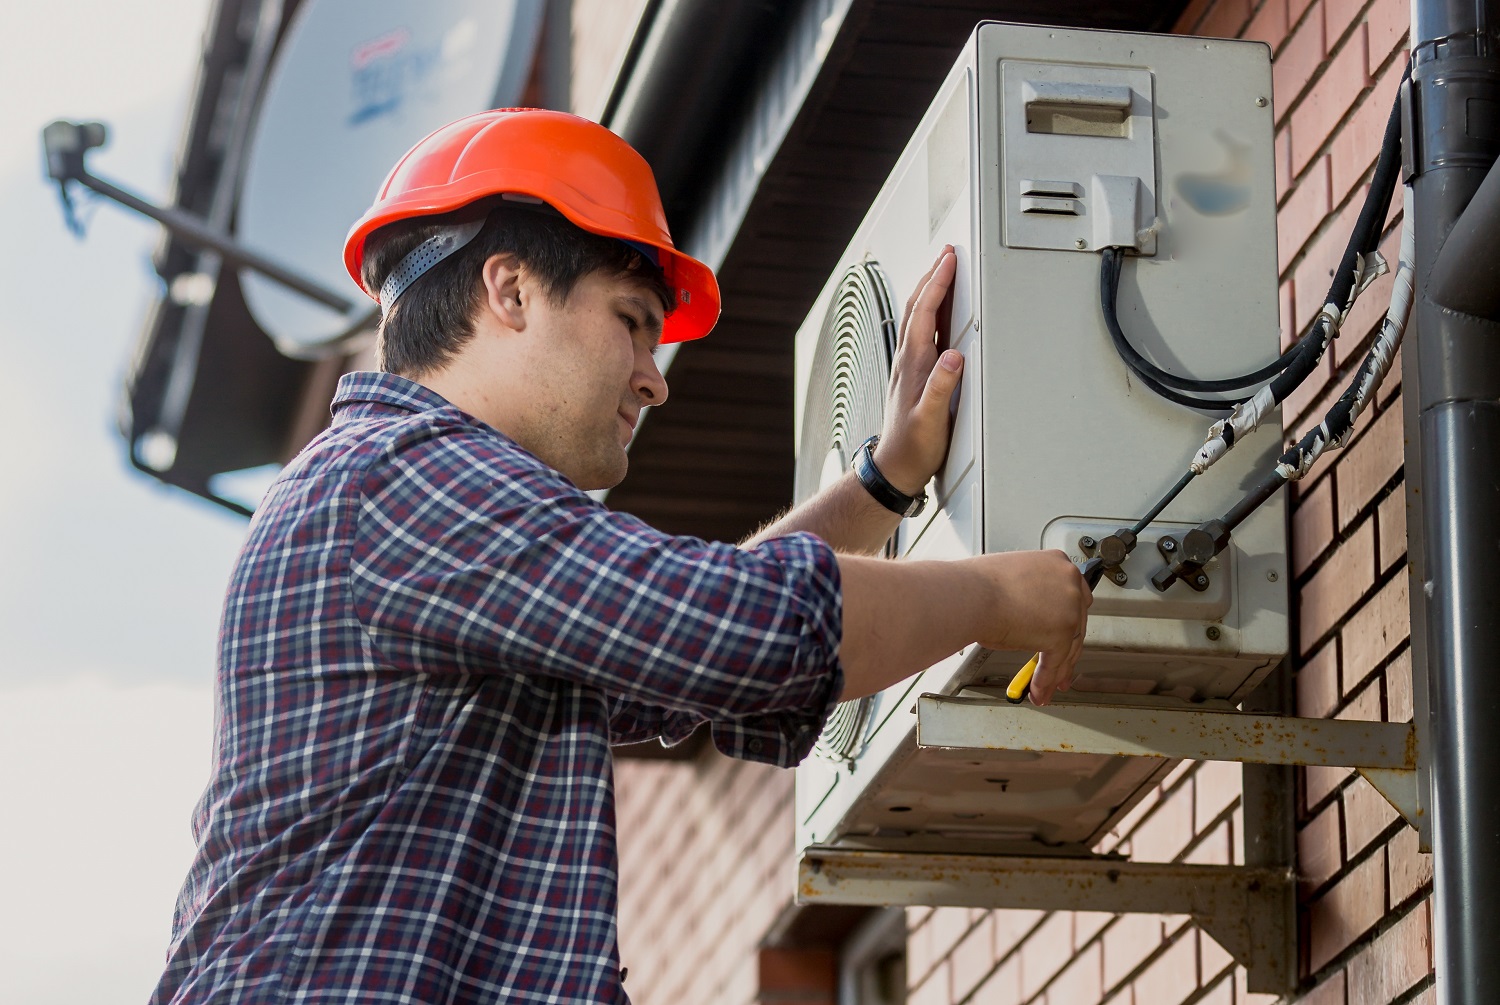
[{"xmin": 619, "ymin": 313, "xmax": 639, "ymax": 331}]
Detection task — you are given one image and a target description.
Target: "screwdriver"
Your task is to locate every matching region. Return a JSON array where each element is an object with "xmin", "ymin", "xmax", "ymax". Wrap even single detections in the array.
[{"xmin": 1005, "ymin": 556, "xmax": 1106, "ymax": 704}]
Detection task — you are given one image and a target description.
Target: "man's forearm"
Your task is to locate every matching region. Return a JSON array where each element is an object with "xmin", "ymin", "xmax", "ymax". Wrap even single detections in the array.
[
  {"xmin": 741, "ymin": 471, "xmax": 904, "ymax": 555},
  {"xmin": 834, "ymin": 553, "xmax": 992, "ymax": 699}
]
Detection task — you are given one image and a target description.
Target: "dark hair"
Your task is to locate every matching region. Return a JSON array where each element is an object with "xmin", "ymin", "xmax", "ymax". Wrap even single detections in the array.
[{"xmin": 361, "ymin": 203, "xmax": 673, "ymax": 376}]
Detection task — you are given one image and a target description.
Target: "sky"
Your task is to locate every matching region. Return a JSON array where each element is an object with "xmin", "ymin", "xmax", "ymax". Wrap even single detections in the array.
[{"xmin": 0, "ymin": 1, "xmax": 244, "ymax": 1000}]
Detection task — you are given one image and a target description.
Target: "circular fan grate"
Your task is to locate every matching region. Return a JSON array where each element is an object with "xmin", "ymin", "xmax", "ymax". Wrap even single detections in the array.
[{"xmin": 798, "ymin": 259, "xmax": 898, "ymax": 765}]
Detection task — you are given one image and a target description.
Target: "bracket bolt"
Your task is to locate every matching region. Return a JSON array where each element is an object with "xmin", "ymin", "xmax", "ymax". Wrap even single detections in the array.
[
  {"xmin": 1075, "ymin": 238, "xmax": 1088, "ymax": 249},
  {"xmin": 1079, "ymin": 535, "xmax": 1097, "ymax": 550},
  {"xmin": 1110, "ymin": 569, "xmax": 1128, "ymax": 586},
  {"xmin": 1194, "ymin": 574, "xmax": 1209, "ymax": 588},
  {"xmin": 1206, "ymin": 626, "xmax": 1222, "ymax": 641},
  {"xmin": 1160, "ymin": 538, "xmax": 1176, "ymax": 552}
]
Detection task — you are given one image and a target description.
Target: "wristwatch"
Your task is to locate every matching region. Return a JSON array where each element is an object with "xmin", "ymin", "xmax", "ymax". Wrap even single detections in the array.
[{"xmin": 852, "ymin": 435, "xmax": 928, "ymax": 518}]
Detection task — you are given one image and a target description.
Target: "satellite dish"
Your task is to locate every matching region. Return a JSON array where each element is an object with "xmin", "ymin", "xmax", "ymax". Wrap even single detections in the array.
[{"xmin": 236, "ymin": 0, "xmax": 544, "ymax": 357}]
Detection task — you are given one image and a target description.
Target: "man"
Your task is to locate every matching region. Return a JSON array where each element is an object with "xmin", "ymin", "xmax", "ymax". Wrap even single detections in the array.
[{"xmin": 152, "ymin": 109, "xmax": 1088, "ymax": 1004}]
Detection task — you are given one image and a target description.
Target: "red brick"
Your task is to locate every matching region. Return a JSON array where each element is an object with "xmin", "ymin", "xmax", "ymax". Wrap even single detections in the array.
[
  {"xmin": 1280, "ymin": 276, "xmax": 1299, "ymax": 345},
  {"xmin": 1291, "ymin": 0, "xmax": 1320, "ymax": 25},
  {"xmin": 1103, "ymin": 914, "xmax": 1167, "ymax": 990},
  {"xmin": 1337, "ymin": 677, "xmax": 1382, "ymax": 717},
  {"xmin": 907, "ymin": 960, "xmax": 950, "ymax": 1005},
  {"xmin": 1019, "ymin": 913, "xmax": 1074, "ymax": 1001},
  {"xmin": 1367, "ymin": 0, "xmax": 1410, "ymax": 74},
  {"xmin": 1307, "ymin": 847, "xmax": 1387, "ymax": 970},
  {"xmin": 1280, "ymin": 155, "xmax": 1333, "ymax": 267},
  {"xmin": 1075, "ymin": 911, "xmax": 1114, "ymax": 950},
  {"xmin": 970, "ymin": 953, "xmax": 1022, "ymax": 1005},
  {"xmin": 1346, "ymin": 899, "xmax": 1432, "ymax": 1001},
  {"xmin": 950, "ymin": 913, "xmax": 999, "ymax": 1002},
  {"xmin": 1301, "ymin": 970, "xmax": 1347, "ymax": 1005},
  {"xmin": 1200, "ymin": 926, "xmax": 1236, "ymax": 983},
  {"xmin": 1283, "ymin": 348, "xmax": 1336, "ymax": 428},
  {"xmin": 1385, "ymin": 647, "xmax": 1413, "ymax": 722},
  {"xmin": 1293, "ymin": 476, "xmax": 1335, "ymax": 578},
  {"xmin": 1324, "ymin": 0, "xmax": 1367, "ymax": 48},
  {"xmin": 1194, "ymin": 759, "xmax": 1242, "ymax": 830},
  {"xmin": 1291, "ymin": 190, "xmax": 1363, "ymax": 321},
  {"xmin": 1184, "ymin": 819, "xmax": 1231, "ymax": 866},
  {"xmin": 1131, "ymin": 780, "xmax": 1197, "ymax": 862},
  {"xmin": 1247, "ymin": 0, "xmax": 1291, "ymax": 50},
  {"xmin": 1343, "ymin": 775, "xmax": 1399, "ymax": 855},
  {"xmin": 991, "ymin": 908, "xmax": 1045, "ymax": 955},
  {"xmin": 1200, "ymin": 0, "xmax": 1255, "ymax": 38},
  {"xmin": 1299, "ymin": 520, "xmax": 1376, "ymax": 653},
  {"xmin": 1337, "ymin": 404, "xmax": 1404, "ymax": 528},
  {"xmin": 1045, "ymin": 942, "xmax": 1103, "ymax": 1003},
  {"xmin": 1331, "ymin": 58, "xmax": 1405, "ymax": 205},
  {"xmin": 1387, "ymin": 824, "xmax": 1432, "ymax": 905},
  {"xmin": 927, "ymin": 907, "xmax": 974, "ymax": 965},
  {"xmin": 1277, "ymin": 129, "xmax": 1295, "ymax": 202},
  {"xmin": 1377, "ymin": 485, "xmax": 1407, "ymax": 572},
  {"xmin": 1198, "ymin": 972, "xmax": 1235, "ymax": 1005},
  {"xmin": 1298, "ymin": 797, "xmax": 1344, "ymax": 894},
  {"xmin": 1305, "ymin": 763, "xmax": 1354, "ymax": 815},
  {"xmin": 1291, "ymin": 25, "xmax": 1372, "ymax": 176},
  {"xmin": 1131, "ymin": 931, "xmax": 1198, "ymax": 1005},
  {"xmin": 1274, "ymin": 9, "xmax": 1327, "ymax": 121},
  {"xmin": 1297, "ymin": 640, "xmax": 1340, "ymax": 718},
  {"xmin": 1339, "ymin": 572, "xmax": 1410, "ymax": 688}
]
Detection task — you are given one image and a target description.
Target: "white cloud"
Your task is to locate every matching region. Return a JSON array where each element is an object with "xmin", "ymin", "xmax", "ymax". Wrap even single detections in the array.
[{"xmin": 0, "ymin": 677, "xmax": 214, "ymax": 1003}]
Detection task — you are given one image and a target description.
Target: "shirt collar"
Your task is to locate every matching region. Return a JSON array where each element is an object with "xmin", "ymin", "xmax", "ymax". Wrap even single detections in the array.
[{"xmin": 331, "ymin": 371, "xmax": 455, "ymax": 418}]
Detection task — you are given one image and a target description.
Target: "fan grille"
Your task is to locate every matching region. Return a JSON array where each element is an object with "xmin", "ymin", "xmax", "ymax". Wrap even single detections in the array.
[{"xmin": 798, "ymin": 260, "xmax": 898, "ymax": 765}]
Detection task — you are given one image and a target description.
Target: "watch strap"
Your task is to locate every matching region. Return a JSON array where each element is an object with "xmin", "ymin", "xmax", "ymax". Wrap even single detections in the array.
[{"xmin": 852, "ymin": 435, "xmax": 927, "ymax": 518}]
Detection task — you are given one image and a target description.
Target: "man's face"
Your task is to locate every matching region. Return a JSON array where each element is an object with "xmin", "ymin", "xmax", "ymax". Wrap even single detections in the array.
[{"xmin": 514, "ymin": 267, "xmax": 669, "ymax": 490}]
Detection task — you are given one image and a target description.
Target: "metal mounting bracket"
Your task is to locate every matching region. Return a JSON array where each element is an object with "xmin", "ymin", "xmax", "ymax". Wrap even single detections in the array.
[
  {"xmin": 798, "ymin": 846, "xmax": 1295, "ymax": 993},
  {"xmin": 918, "ymin": 694, "xmax": 1423, "ymax": 831}
]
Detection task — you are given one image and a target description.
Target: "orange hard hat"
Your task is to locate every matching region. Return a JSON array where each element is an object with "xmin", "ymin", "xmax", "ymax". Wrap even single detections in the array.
[{"xmin": 344, "ymin": 108, "xmax": 720, "ymax": 344}]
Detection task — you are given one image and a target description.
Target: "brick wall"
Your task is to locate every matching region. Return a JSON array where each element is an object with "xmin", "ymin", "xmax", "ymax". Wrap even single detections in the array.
[{"xmin": 613, "ymin": 3, "xmax": 1434, "ymax": 1003}]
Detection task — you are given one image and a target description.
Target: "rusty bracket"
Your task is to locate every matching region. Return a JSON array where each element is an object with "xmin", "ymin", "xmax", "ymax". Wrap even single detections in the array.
[
  {"xmin": 916, "ymin": 694, "xmax": 1423, "ymax": 832},
  {"xmin": 798, "ymin": 846, "xmax": 1295, "ymax": 993}
]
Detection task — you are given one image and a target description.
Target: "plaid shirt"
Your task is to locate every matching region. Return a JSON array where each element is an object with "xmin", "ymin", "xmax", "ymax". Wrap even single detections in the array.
[{"xmin": 153, "ymin": 372, "xmax": 844, "ymax": 1005}]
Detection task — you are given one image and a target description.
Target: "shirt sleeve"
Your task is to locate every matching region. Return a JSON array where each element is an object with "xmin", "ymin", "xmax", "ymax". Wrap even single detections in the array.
[
  {"xmin": 607, "ymin": 696, "xmax": 829, "ymax": 767},
  {"xmin": 349, "ymin": 424, "xmax": 844, "ymax": 738}
]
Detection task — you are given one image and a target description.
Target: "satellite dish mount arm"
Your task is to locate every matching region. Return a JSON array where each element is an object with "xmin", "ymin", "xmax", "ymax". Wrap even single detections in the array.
[{"xmin": 41, "ymin": 120, "xmax": 355, "ymax": 313}]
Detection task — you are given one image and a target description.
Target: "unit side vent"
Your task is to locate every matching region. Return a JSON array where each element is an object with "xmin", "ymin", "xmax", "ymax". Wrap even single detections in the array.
[{"xmin": 797, "ymin": 260, "xmax": 897, "ymax": 764}]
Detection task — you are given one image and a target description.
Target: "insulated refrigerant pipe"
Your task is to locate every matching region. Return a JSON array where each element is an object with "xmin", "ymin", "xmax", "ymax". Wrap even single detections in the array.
[{"xmin": 1408, "ymin": 2, "xmax": 1500, "ymax": 1003}]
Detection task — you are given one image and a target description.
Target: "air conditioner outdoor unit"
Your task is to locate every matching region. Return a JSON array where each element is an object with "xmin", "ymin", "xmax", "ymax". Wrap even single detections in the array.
[{"xmin": 794, "ymin": 22, "xmax": 1287, "ymax": 857}]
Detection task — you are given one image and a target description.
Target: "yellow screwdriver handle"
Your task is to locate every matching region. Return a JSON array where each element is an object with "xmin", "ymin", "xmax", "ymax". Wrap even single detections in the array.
[{"xmin": 1005, "ymin": 653, "xmax": 1040, "ymax": 704}]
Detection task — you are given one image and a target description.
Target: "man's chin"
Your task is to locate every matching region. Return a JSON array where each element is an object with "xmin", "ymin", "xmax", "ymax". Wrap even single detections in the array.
[{"xmin": 574, "ymin": 454, "xmax": 628, "ymax": 492}]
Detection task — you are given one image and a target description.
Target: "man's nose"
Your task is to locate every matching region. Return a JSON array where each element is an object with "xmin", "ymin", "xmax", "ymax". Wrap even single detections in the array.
[{"xmin": 636, "ymin": 353, "xmax": 669, "ymax": 406}]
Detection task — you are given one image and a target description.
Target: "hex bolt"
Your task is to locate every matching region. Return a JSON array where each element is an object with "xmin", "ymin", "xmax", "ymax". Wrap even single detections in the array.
[
  {"xmin": 1206, "ymin": 626, "xmax": 1222, "ymax": 641},
  {"xmin": 1160, "ymin": 538, "xmax": 1177, "ymax": 552}
]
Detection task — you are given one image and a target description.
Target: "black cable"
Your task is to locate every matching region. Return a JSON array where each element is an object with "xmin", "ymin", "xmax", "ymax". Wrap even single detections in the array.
[
  {"xmin": 1101, "ymin": 248, "xmax": 1309, "ymax": 393},
  {"xmin": 1131, "ymin": 469, "xmax": 1197, "ymax": 536}
]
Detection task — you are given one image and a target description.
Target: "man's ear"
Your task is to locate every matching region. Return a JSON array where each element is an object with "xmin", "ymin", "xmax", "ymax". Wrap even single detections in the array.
[{"xmin": 479, "ymin": 253, "xmax": 526, "ymax": 333}]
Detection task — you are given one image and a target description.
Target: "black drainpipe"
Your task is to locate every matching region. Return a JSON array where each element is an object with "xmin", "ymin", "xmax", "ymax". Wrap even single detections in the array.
[{"xmin": 1407, "ymin": 1, "xmax": 1500, "ymax": 1002}]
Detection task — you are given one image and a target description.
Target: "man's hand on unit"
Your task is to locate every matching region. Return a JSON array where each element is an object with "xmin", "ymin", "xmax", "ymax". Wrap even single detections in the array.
[{"xmin": 873, "ymin": 246, "xmax": 963, "ymax": 496}]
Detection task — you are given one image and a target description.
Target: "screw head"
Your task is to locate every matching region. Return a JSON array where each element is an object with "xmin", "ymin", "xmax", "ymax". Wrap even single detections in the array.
[
  {"xmin": 1075, "ymin": 238, "xmax": 1088, "ymax": 249},
  {"xmin": 1080, "ymin": 535, "xmax": 1097, "ymax": 550},
  {"xmin": 1161, "ymin": 538, "xmax": 1177, "ymax": 552},
  {"xmin": 1110, "ymin": 569, "xmax": 1129, "ymax": 585},
  {"xmin": 1206, "ymin": 626, "xmax": 1222, "ymax": 641},
  {"xmin": 1267, "ymin": 570, "xmax": 1279, "ymax": 582},
  {"xmin": 1255, "ymin": 96, "xmax": 1268, "ymax": 107},
  {"xmin": 1194, "ymin": 574, "xmax": 1209, "ymax": 587}
]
